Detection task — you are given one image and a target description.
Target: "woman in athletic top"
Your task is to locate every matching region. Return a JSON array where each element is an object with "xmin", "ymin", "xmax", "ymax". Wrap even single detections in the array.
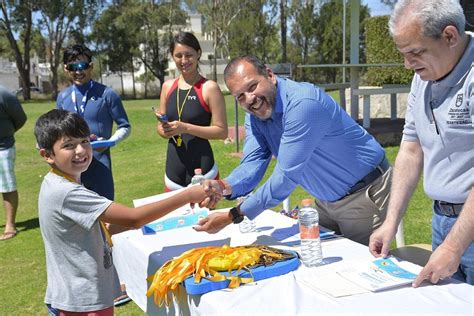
[{"xmin": 156, "ymin": 32, "xmax": 228, "ymax": 191}]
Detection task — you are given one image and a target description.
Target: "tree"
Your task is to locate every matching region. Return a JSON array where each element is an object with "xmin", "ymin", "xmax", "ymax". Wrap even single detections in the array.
[
  {"xmin": 313, "ymin": 0, "xmax": 369, "ymax": 83},
  {"xmin": 288, "ymin": 0, "xmax": 319, "ymax": 80},
  {"xmin": 280, "ymin": 0, "xmax": 287, "ymax": 63},
  {"xmin": 133, "ymin": 0, "xmax": 187, "ymax": 91},
  {"xmin": 98, "ymin": 0, "xmax": 188, "ymax": 92},
  {"xmin": 227, "ymin": 0, "xmax": 279, "ymax": 62},
  {"xmin": 36, "ymin": 0, "xmax": 104, "ymax": 100},
  {"xmin": 195, "ymin": 0, "xmax": 244, "ymax": 80},
  {"xmin": 0, "ymin": 1, "xmax": 34, "ymax": 100},
  {"xmin": 91, "ymin": 2, "xmax": 139, "ymax": 97}
]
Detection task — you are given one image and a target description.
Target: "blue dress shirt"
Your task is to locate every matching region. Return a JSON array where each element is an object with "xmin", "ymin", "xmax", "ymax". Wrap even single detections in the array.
[{"xmin": 226, "ymin": 77, "xmax": 385, "ymax": 219}]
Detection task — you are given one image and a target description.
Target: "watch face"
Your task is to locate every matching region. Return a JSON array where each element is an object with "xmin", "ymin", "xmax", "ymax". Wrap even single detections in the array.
[
  {"xmin": 233, "ymin": 215, "xmax": 244, "ymax": 224},
  {"xmin": 230, "ymin": 207, "xmax": 244, "ymax": 224}
]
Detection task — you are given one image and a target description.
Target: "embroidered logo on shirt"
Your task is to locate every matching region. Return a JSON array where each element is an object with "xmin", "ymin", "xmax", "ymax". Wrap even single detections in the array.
[
  {"xmin": 188, "ymin": 96, "xmax": 197, "ymax": 101},
  {"xmin": 455, "ymin": 94, "xmax": 463, "ymax": 107},
  {"xmin": 447, "ymin": 94, "xmax": 470, "ymax": 125}
]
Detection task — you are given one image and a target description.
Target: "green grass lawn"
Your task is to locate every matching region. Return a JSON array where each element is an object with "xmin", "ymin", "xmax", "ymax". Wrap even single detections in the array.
[{"xmin": 0, "ymin": 95, "xmax": 432, "ymax": 315}]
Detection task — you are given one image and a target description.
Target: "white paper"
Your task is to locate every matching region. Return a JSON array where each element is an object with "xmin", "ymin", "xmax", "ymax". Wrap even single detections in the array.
[
  {"xmin": 294, "ymin": 264, "xmax": 370, "ymax": 297},
  {"xmin": 336, "ymin": 257, "xmax": 422, "ymax": 292}
]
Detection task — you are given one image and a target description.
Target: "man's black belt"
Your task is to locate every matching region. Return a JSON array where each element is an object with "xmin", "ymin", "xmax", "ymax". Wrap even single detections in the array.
[
  {"xmin": 434, "ymin": 200, "xmax": 464, "ymax": 217},
  {"xmin": 346, "ymin": 156, "xmax": 390, "ymax": 195}
]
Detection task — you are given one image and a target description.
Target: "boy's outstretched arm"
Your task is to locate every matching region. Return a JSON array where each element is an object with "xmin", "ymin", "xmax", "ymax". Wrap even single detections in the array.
[{"xmin": 99, "ymin": 185, "xmax": 211, "ymax": 229}]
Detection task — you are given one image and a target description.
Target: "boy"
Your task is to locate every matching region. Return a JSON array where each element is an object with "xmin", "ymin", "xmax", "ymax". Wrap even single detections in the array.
[{"xmin": 35, "ymin": 109, "xmax": 210, "ymax": 315}]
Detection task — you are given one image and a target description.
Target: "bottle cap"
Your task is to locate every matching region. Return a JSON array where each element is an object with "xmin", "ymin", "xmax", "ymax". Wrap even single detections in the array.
[
  {"xmin": 194, "ymin": 168, "xmax": 202, "ymax": 175},
  {"xmin": 301, "ymin": 198, "xmax": 314, "ymax": 207}
]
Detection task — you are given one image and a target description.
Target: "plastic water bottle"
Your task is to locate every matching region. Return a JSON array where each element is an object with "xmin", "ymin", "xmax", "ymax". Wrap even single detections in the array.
[
  {"xmin": 190, "ymin": 168, "xmax": 205, "ymax": 185},
  {"xmin": 298, "ymin": 199, "xmax": 323, "ymax": 267},
  {"xmin": 238, "ymin": 195, "xmax": 256, "ymax": 233}
]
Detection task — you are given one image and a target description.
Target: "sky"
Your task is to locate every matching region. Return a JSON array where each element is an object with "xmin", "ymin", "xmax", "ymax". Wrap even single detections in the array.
[{"xmin": 363, "ymin": 0, "xmax": 393, "ymax": 17}]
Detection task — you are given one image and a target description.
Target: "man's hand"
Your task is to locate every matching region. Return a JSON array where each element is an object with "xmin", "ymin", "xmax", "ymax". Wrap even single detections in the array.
[
  {"xmin": 194, "ymin": 211, "xmax": 232, "ymax": 234},
  {"xmin": 412, "ymin": 243, "xmax": 462, "ymax": 287},
  {"xmin": 369, "ymin": 223, "xmax": 397, "ymax": 258},
  {"xmin": 199, "ymin": 180, "xmax": 225, "ymax": 209},
  {"xmin": 187, "ymin": 184, "xmax": 214, "ymax": 205}
]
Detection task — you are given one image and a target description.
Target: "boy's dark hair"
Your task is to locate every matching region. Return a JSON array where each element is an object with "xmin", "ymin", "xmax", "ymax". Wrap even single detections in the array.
[
  {"xmin": 170, "ymin": 32, "xmax": 201, "ymax": 59},
  {"xmin": 35, "ymin": 109, "xmax": 90, "ymax": 153},
  {"xmin": 63, "ymin": 44, "xmax": 93, "ymax": 64}
]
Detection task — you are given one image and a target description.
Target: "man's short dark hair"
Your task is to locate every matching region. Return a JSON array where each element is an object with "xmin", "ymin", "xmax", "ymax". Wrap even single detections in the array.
[
  {"xmin": 224, "ymin": 55, "xmax": 268, "ymax": 82},
  {"xmin": 63, "ymin": 44, "xmax": 93, "ymax": 64},
  {"xmin": 35, "ymin": 109, "xmax": 90, "ymax": 153}
]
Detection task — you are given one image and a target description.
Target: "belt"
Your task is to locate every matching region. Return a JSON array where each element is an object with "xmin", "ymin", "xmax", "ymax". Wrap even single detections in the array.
[
  {"xmin": 346, "ymin": 156, "xmax": 390, "ymax": 195},
  {"xmin": 434, "ymin": 200, "xmax": 464, "ymax": 217}
]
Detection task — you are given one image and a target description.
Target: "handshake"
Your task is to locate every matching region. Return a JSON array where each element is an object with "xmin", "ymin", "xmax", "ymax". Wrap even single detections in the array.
[
  {"xmin": 188, "ymin": 179, "xmax": 236, "ymax": 234},
  {"xmin": 193, "ymin": 179, "xmax": 230, "ymax": 209}
]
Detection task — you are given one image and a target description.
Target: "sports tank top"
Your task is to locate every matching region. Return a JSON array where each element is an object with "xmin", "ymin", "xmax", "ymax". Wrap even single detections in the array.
[{"xmin": 164, "ymin": 77, "xmax": 215, "ymax": 187}]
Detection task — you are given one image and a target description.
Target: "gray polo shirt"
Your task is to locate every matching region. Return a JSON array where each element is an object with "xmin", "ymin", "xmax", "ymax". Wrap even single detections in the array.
[{"xmin": 403, "ymin": 35, "xmax": 473, "ymax": 204}]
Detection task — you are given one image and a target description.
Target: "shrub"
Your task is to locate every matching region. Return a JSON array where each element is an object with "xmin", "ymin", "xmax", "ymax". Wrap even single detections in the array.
[{"xmin": 364, "ymin": 15, "xmax": 413, "ymax": 85}]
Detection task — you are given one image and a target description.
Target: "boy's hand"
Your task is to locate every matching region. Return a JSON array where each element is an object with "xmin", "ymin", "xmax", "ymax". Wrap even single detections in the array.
[
  {"xmin": 199, "ymin": 180, "xmax": 224, "ymax": 208},
  {"xmin": 187, "ymin": 184, "xmax": 214, "ymax": 205}
]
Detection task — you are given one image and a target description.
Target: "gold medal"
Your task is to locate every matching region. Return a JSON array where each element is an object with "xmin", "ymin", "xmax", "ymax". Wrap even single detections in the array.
[{"xmin": 177, "ymin": 136, "xmax": 182, "ymax": 147}]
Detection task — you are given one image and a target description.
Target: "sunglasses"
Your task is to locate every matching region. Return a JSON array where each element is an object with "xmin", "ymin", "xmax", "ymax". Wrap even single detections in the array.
[{"xmin": 66, "ymin": 62, "xmax": 91, "ymax": 71}]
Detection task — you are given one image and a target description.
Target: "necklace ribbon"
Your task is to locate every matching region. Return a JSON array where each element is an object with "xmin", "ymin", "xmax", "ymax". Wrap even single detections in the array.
[
  {"xmin": 71, "ymin": 81, "xmax": 94, "ymax": 117},
  {"xmin": 176, "ymin": 85, "xmax": 193, "ymax": 147}
]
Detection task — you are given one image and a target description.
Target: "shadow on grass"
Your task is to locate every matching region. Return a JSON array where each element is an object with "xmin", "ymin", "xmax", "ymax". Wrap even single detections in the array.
[{"xmin": 1, "ymin": 217, "xmax": 40, "ymax": 232}]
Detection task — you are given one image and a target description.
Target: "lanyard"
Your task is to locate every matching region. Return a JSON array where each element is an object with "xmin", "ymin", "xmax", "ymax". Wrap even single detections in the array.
[
  {"xmin": 49, "ymin": 168, "xmax": 113, "ymax": 247},
  {"xmin": 175, "ymin": 86, "xmax": 193, "ymax": 147},
  {"xmin": 71, "ymin": 81, "xmax": 94, "ymax": 117}
]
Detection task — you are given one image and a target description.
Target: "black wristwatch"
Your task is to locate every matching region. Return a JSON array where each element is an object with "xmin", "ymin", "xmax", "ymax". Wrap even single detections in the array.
[{"xmin": 229, "ymin": 206, "xmax": 244, "ymax": 224}]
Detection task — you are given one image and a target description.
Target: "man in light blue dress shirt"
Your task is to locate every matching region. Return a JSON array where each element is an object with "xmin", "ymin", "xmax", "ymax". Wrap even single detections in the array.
[{"xmin": 196, "ymin": 55, "xmax": 392, "ymax": 246}]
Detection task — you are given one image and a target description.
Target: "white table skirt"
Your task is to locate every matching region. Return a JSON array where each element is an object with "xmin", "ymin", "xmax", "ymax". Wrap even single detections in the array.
[{"xmin": 112, "ymin": 209, "xmax": 474, "ymax": 315}]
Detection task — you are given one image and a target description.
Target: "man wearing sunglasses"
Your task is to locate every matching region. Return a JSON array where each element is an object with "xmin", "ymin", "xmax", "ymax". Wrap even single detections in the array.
[{"xmin": 57, "ymin": 44, "xmax": 131, "ymax": 201}]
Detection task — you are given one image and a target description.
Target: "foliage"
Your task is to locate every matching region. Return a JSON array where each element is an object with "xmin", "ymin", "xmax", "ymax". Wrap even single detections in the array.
[
  {"xmin": 93, "ymin": 0, "xmax": 188, "ymax": 89},
  {"xmin": 0, "ymin": 0, "xmax": 34, "ymax": 99},
  {"xmin": 91, "ymin": 2, "xmax": 137, "ymax": 75},
  {"xmin": 35, "ymin": 0, "xmax": 105, "ymax": 100},
  {"xmin": 290, "ymin": 0, "xmax": 369, "ymax": 83},
  {"xmin": 227, "ymin": 0, "xmax": 279, "ymax": 62},
  {"xmin": 364, "ymin": 15, "xmax": 413, "ymax": 85},
  {"xmin": 194, "ymin": 0, "xmax": 244, "ymax": 80}
]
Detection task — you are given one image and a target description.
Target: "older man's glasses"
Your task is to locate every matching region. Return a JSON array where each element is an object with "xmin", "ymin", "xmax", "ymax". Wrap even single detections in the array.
[{"xmin": 66, "ymin": 62, "xmax": 91, "ymax": 72}]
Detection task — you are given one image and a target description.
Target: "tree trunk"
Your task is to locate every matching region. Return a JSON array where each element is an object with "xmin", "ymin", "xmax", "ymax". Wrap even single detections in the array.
[
  {"xmin": 131, "ymin": 56, "xmax": 136, "ymax": 99},
  {"xmin": 120, "ymin": 69, "xmax": 125, "ymax": 97},
  {"xmin": 1, "ymin": 2, "xmax": 32, "ymax": 100},
  {"xmin": 212, "ymin": 0, "xmax": 218, "ymax": 81},
  {"xmin": 280, "ymin": 0, "xmax": 287, "ymax": 63}
]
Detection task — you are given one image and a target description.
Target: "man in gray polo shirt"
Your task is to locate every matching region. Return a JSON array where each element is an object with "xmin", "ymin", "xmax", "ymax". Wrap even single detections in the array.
[{"xmin": 369, "ymin": 0, "xmax": 474, "ymax": 286}]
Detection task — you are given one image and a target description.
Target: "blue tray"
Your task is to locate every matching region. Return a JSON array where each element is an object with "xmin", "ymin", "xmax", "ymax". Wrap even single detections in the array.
[
  {"xmin": 183, "ymin": 253, "xmax": 300, "ymax": 295},
  {"xmin": 91, "ymin": 140, "xmax": 116, "ymax": 149}
]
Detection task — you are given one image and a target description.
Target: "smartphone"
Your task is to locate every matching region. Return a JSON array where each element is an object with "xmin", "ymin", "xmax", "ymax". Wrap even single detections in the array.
[{"xmin": 152, "ymin": 106, "xmax": 168, "ymax": 123}]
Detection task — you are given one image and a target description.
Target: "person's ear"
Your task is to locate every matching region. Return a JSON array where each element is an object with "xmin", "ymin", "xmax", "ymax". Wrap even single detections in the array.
[
  {"xmin": 40, "ymin": 148, "xmax": 54, "ymax": 164},
  {"xmin": 63, "ymin": 64, "xmax": 68, "ymax": 72},
  {"xmin": 443, "ymin": 25, "xmax": 460, "ymax": 47},
  {"xmin": 266, "ymin": 67, "xmax": 277, "ymax": 85}
]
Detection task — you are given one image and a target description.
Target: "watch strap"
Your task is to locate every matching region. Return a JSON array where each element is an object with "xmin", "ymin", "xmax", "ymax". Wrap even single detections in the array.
[{"xmin": 229, "ymin": 206, "xmax": 244, "ymax": 224}]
